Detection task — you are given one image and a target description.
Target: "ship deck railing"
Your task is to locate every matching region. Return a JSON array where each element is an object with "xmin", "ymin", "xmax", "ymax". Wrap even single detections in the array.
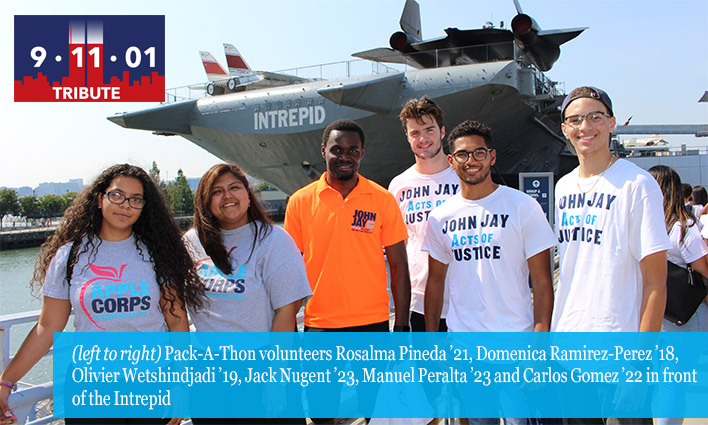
[
  {"xmin": 161, "ymin": 42, "xmax": 560, "ymax": 104},
  {"xmin": 615, "ymin": 141, "xmax": 708, "ymax": 157},
  {"xmin": 0, "ymin": 308, "xmax": 311, "ymax": 425}
]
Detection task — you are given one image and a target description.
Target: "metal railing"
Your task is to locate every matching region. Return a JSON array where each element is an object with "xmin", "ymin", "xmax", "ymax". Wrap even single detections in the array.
[
  {"xmin": 1, "ymin": 310, "xmax": 61, "ymax": 425},
  {"xmin": 1, "ymin": 309, "xmax": 307, "ymax": 425}
]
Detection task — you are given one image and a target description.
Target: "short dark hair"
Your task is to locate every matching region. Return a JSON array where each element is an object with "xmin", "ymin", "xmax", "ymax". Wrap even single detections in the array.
[
  {"xmin": 399, "ymin": 96, "xmax": 445, "ymax": 131},
  {"xmin": 322, "ymin": 119, "xmax": 365, "ymax": 147},
  {"xmin": 447, "ymin": 120, "xmax": 493, "ymax": 151},
  {"xmin": 682, "ymin": 183, "xmax": 693, "ymax": 200},
  {"xmin": 692, "ymin": 186, "xmax": 708, "ymax": 206}
]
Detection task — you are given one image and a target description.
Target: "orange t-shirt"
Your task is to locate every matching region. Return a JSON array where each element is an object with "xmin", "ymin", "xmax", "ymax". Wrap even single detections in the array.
[{"xmin": 285, "ymin": 173, "xmax": 408, "ymax": 328}]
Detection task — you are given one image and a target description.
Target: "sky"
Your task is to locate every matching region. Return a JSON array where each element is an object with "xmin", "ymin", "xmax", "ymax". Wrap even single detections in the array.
[{"xmin": 3, "ymin": 0, "xmax": 707, "ymax": 189}]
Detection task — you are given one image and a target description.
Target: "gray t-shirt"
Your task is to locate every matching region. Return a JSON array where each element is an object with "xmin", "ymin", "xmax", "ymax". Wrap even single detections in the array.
[
  {"xmin": 184, "ymin": 224, "xmax": 311, "ymax": 332},
  {"xmin": 42, "ymin": 235, "xmax": 169, "ymax": 332}
]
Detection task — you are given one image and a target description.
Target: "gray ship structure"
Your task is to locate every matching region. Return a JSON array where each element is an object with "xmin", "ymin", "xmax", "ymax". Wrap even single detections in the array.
[{"xmin": 109, "ymin": 0, "xmax": 591, "ymax": 194}]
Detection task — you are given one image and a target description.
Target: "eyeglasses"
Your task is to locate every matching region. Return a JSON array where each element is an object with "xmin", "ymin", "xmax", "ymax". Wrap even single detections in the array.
[
  {"xmin": 451, "ymin": 148, "xmax": 493, "ymax": 164},
  {"xmin": 564, "ymin": 111, "xmax": 611, "ymax": 127},
  {"xmin": 104, "ymin": 191, "xmax": 146, "ymax": 209}
]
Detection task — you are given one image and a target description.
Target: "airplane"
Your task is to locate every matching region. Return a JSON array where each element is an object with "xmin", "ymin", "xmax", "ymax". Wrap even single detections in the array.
[
  {"xmin": 353, "ymin": 0, "xmax": 586, "ymax": 72},
  {"xmin": 201, "ymin": 43, "xmax": 309, "ymax": 96},
  {"xmin": 106, "ymin": 1, "xmax": 598, "ymax": 194}
]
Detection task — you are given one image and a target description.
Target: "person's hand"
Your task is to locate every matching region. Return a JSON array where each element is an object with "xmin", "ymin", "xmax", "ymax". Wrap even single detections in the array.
[{"xmin": 0, "ymin": 387, "xmax": 17, "ymax": 425}]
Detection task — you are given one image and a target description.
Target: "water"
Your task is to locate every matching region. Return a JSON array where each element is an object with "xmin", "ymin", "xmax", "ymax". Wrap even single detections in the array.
[{"xmin": 0, "ymin": 246, "xmax": 56, "ymax": 385}]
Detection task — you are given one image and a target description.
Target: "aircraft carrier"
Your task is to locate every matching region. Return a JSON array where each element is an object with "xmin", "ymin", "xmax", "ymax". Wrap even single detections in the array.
[{"xmin": 108, "ymin": 0, "xmax": 585, "ymax": 194}]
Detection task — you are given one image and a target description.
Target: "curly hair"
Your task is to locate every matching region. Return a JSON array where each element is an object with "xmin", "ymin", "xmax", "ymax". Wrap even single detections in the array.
[
  {"xmin": 399, "ymin": 96, "xmax": 445, "ymax": 132},
  {"xmin": 648, "ymin": 165, "xmax": 694, "ymax": 244},
  {"xmin": 32, "ymin": 164, "xmax": 204, "ymax": 314},
  {"xmin": 447, "ymin": 119, "xmax": 493, "ymax": 152},
  {"xmin": 193, "ymin": 163, "xmax": 273, "ymax": 275}
]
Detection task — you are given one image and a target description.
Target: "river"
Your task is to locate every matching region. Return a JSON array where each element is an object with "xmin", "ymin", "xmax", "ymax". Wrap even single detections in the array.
[{"xmin": 0, "ymin": 246, "xmax": 56, "ymax": 385}]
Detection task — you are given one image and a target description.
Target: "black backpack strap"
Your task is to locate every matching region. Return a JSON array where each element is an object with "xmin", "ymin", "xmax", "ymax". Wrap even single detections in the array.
[{"xmin": 65, "ymin": 241, "xmax": 80, "ymax": 285}]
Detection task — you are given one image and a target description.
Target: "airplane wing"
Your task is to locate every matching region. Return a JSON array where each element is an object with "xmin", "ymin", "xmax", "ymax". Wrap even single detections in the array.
[
  {"xmin": 257, "ymin": 71, "xmax": 310, "ymax": 84},
  {"xmin": 352, "ymin": 48, "xmax": 425, "ymax": 69},
  {"xmin": 536, "ymin": 28, "xmax": 587, "ymax": 46}
]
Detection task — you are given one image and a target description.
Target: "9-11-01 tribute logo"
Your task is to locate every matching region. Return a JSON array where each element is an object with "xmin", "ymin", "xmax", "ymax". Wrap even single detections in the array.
[{"xmin": 14, "ymin": 15, "xmax": 165, "ymax": 102}]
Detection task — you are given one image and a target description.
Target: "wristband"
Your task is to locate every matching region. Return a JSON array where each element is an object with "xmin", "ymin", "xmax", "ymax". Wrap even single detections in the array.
[
  {"xmin": 393, "ymin": 325, "xmax": 410, "ymax": 332},
  {"xmin": 0, "ymin": 380, "xmax": 16, "ymax": 392}
]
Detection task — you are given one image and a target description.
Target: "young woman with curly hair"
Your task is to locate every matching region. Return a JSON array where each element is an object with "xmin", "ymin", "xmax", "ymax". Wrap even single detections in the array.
[
  {"xmin": 183, "ymin": 163, "xmax": 311, "ymax": 424},
  {"xmin": 0, "ymin": 164, "xmax": 204, "ymax": 425}
]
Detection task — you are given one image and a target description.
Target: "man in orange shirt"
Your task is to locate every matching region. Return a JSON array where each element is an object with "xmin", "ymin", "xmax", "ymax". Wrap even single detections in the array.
[{"xmin": 285, "ymin": 119, "xmax": 411, "ymax": 333}]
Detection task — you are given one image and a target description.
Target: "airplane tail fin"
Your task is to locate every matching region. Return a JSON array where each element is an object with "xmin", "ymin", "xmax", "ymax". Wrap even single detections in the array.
[
  {"xmin": 399, "ymin": 0, "xmax": 421, "ymax": 39},
  {"xmin": 223, "ymin": 43, "xmax": 253, "ymax": 76},
  {"xmin": 200, "ymin": 51, "xmax": 229, "ymax": 82}
]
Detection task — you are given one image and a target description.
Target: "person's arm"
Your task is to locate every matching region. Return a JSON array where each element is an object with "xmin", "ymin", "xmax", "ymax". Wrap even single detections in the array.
[
  {"xmin": 527, "ymin": 249, "xmax": 554, "ymax": 332},
  {"xmin": 160, "ymin": 287, "xmax": 190, "ymax": 332},
  {"xmin": 687, "ymin": 255, "xmax": 708, "ymax": 306},
  {"xmin": 0, "ymin": 297, "xmax": 71, "ymax": 424},
  {"xmin": 639, "ymin": 251, "xmax": 668, "ymax": 332},
  {"xmin": 384, "ymin": 241, "xmax": 411, "ymax": 328},
  {"xmin": 691, "ymin": 254, "xmax": 708, "ymax": 279},
  {"xmin": 271, "ymin": 300, "xmax": 303, "ymax": 332},
  {"xmin": 424, "ymin": 257, "xmax": 448, "ymax": 332}
]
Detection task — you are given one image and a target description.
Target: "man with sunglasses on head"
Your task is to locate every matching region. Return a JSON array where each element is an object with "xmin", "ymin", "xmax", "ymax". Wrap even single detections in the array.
[
  {"xmin": 552, "ymin": 87, "xmax": 671, "ymax": 425},
  {"xmin": 389, "ymin": 96, "xmax": 460, "ymax": 333},
  {"xmin": 552, "ymin": 87, "xmax": 670, "ymax": 335},
  {"xmin": 422, "ymin": 119, "xmax": 555, "ymax": 425}
]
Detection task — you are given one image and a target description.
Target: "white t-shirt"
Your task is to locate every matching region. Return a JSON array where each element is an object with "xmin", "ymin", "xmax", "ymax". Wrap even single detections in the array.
[
  {"xmin": 43, "ymin": 235, "xmax": 169, "ymax": 332},
  {"xmin": 422, "ymin": 186, "xmax": 556, "ymax": 332},
  {"xmin": 667, "ymin": 220, "xmax": 708, "ymax": 268},
  {"xmin": 388, "ymin": 166, "xmax": 459, "ymax": 317},
  {"xmin": 552, "ymin": 159, "xmax": 672, "ymax": 332},
  {"xmin": 700, "ymin": 215, "xmax": 708, "ymax": 238},
  {"xmin": 184, "ymin": 224, "xmax": 312, "ymax": 332}
]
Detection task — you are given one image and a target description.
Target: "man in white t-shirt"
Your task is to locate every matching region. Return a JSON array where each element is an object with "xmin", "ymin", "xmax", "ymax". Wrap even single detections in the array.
[
  {"xmin": 553, "ymin": 87, "xmax": 672, "ymax": 425},
  {"xmin": 389, "ymin": 96, "xmax": 459, "ymax": 332},
  {"xmin": 422, "ymin": 119, "xmax": 555, "ymax": 425},
  {"xmin": 552, "ymin": 86, "xmax": 671, "ymax": 334},
  {"xmin": 423, "ymin": 119, "xmax": 555, "ymax": 333}
]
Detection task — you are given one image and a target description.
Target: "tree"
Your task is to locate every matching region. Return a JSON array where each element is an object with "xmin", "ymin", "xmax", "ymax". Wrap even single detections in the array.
[
  {"xmin": 62, "ymin": 192, "xmax": 78, "ymax": 211},
  {"xmin": 39, "ymin": 195, "xmax": 65, "ymax": 217},
  {"xmin": 165, "ymin": 169, "xmax": 194, "ymax": 215},
  {"xmin": 19, "ymin": 196, "xmax": 41, "ymax": 218},
  {"xmin": 254, "ymin": 181, "xmax": 277, "ymax": 192},
  {"xmin": 0, "ymin": 188, "xmax": 20, "ymax": 229},
  {"xmin": 148, "ymin": 161, "xmax": 167, "ymax": 194}
]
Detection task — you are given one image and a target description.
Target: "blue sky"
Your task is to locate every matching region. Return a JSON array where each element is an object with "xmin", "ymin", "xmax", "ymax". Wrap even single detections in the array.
[{"xmin": 3, "ymin": 0, "xmax": 707, "ymax": 188}]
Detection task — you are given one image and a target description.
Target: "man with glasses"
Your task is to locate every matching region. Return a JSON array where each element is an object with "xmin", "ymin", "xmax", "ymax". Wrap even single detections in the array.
[
  {"xmin": 552, "ymin": 87, "xmax": 669, "ymax": 334},
  {"xmin": 422, "ymin": 120, "xmax": 554, "ymax": 423},
  {"xmin": 552, "ymin": 87, "xmax": 671, "ymax": 425},
  {"xmin": 389, "ymin": 96, "xmax": 460, "ymax": 333}
]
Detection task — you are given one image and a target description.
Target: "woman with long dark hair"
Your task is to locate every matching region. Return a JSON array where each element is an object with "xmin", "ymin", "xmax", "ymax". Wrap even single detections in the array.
[
  {"xmin": 184, "ymin": 163, "xmax": 311, "ymax": 424},
  {"xmin": 0, "ymin": 164, "xmax": 204, "ymax": 425},
  {"xmin": 649, "ymin": 166, "xmax": 708, "ymax": 425},
  {"xmin": 649, "ymin": 166, "xmax": 708, "ymax": 332}
]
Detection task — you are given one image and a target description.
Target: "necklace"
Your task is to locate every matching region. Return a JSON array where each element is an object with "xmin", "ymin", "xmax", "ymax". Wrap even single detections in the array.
[{"xmin": 576, "ymin": 155, "xmax": 616, "ymax": 194}]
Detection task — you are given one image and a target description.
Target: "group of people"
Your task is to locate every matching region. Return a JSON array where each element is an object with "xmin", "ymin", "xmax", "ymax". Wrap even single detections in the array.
[{"xmin": 0, "ymin": 86, "xmax": 706, "ymax": 425}]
